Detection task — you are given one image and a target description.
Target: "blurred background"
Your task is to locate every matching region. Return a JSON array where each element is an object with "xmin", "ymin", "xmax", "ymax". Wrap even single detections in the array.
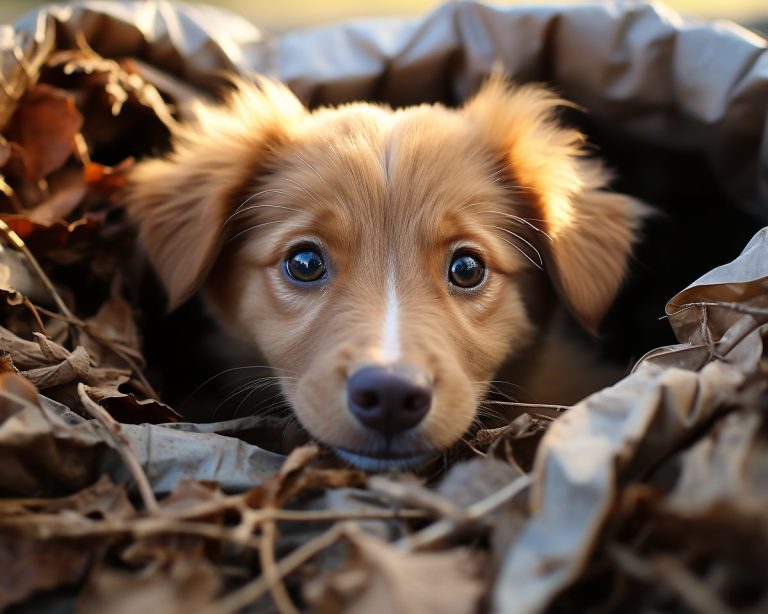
[{"xmin": 1, "ymin": 0, "xmax": 767, "ymax": 33}]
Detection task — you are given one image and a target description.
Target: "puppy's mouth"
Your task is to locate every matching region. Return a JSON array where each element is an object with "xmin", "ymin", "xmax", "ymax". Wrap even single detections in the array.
[{"xmin": 333, "ymin": 447, "xmax": 436, "ymax": 471}]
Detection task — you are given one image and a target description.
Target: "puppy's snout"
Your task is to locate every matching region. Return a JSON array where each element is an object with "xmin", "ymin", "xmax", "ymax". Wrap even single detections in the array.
[{"xmin": 347, "ymin": 366, "xmax": 432, "ymax": 435}]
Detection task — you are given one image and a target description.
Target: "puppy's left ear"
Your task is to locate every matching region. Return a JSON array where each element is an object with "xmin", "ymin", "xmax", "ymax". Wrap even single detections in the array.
[
  {"xmin": 125, "ymin": 77, "xmax": 306, "ymax": 309},
  {"xmin": 463, "ymin": 75, "xmax": 649, "ymax": 334}
]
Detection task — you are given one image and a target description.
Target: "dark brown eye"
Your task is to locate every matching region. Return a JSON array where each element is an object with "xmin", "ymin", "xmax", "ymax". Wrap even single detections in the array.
[
  {"xmin": 285, "ymin": 248, "xmax": 326, "ymax": 283},
  {"xmin": 449, "ymin": 253, "xmax": 485, "ymax": 288}
]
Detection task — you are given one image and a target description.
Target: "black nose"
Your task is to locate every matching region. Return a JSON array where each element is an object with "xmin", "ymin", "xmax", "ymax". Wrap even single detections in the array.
[{"xmin": 347, "ymin": 365, "xmax": 432, "ymax": 435}]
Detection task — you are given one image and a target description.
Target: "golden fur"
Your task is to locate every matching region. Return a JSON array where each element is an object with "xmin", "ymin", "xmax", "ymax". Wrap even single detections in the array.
[{"xmin": 125, "ymin": 75, "xmax": 646, "ymax": 470}]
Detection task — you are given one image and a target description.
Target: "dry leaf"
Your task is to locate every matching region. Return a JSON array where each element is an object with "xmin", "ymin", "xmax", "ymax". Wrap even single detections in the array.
[
  {"xmin": 84, "ymin": 158, "xmax": 134, "ymax": 200},
  {"xmin": 4, "ymin": 84, "xmax": 83, "ymax": 182},
  {"xmin": 81, "ymin": 281, "xmax": 142, "ymax": 369},
  {"xmin": 0, "ymin": 532, "xmax": 91, "ymax": 609},
  {"xmin": 0, "ymin": 213, "xmax": 103, "ymax": 259},
  {"xmin": 308, "ymin": 528, "xmax": 485, "ymax": 614},
  {"xmin": 0, "ymin": 372, "xmax": 111, "ymax": 496},
  {"xmin": 21, "ymin": 344, "xmax": 90, "ymax": 390},
  {"xmin": 27, "ymin": 166, "xmax": 88, "ymax": 224},
  {"xmin": 78, "ymin": 559, "xmax": 221, "ymax": 614}
]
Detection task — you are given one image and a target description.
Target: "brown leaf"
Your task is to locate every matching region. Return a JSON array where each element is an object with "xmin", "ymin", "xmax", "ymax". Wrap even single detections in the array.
[
  {"xmin": 0, "ymin": 373, "xmax": 110, "ymax": 495},
  {"xmin": 78, "ymin": 559, "xmax": 220, "ymax": 614},
  {"xmin": 0, "ymin": 324, "xmax": 59, "ymax": 370},
  {"xmin": 27, "ymin": 166, "xmax": 88, "ymax": 224},
  {"xmin": 21, "ymin": 344, "xmax": 90, "ymax": 390},
  {"xmin": 41, "ymin": 474, "xmax": 135, "ymax": 520},
  {"xmin": 0, "ymin": 532, "xmax": 91, "ymax": 609},
  {"xmin": 83, "ymin": 384, "xmax": 181, "ymax": 424},
  {"xmin": 5, "ymin": 84, "xmax": 83, "ymax": 182},
  {"xmin": 0, "ymin": 213, "xmax": 103, "ymax": 260},
  {"xmin": 81, "ymin": 284, "xmax": 142, "ymax": 369},
  {"xmin": 85, "ymin": 158, "xmax": 134, "ymax": 200},
  {"xmin": 307, "ymin": 528, "xmax": 485, "ymax": 614}
]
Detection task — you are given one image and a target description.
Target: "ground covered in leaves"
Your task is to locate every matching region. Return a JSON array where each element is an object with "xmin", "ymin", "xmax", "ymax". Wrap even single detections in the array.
[{"xmin": 1, "ymin": 8, "xmax": 767, "ymax": 614}]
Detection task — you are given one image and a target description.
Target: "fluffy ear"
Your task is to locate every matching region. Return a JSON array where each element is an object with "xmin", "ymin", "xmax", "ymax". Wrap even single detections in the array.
[
  {"xmin": 463, "ymin": 75, "xmax": 648, "ymax": 333},
  {"xmin": 124, "ymin": 77, "xmax": 305, "ymax": 309}
]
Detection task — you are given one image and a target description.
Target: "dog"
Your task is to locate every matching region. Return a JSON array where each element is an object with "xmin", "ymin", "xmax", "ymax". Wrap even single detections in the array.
[{"xmin": 125, "ymin": 74, "xmax": 646, "ymax": 471}]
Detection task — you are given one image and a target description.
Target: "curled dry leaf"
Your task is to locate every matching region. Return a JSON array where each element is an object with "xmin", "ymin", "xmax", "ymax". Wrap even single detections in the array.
[{"xmin": 21, "ymin": 343, "xmax": 90, "ymax": 390}]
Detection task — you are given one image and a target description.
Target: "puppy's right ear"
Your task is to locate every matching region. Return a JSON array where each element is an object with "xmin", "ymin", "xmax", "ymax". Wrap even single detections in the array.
[{"xmin": 124, "ymin": 77, "xmax": 305, "ymax": 309}]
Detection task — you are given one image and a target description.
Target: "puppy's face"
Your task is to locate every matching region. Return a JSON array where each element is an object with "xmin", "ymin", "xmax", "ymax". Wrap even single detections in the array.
[{"xmin": 127, "ymin": 77, "xmax": 644, "ymax": 469}]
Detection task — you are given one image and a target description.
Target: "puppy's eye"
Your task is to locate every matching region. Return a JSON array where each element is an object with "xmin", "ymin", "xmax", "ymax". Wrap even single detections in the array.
[
  {"xmin": 449, "ymin": 253, "xmax": 485, "ymax": 288},
  {"xmin": 285, "ymin": 248, "xmax": 326, "ymax": 283}
]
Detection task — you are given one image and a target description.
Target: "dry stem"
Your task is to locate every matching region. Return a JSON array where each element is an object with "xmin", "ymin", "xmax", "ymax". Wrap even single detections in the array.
[{"xmin": 76, "ymin": 383, "xmax": 158, "ymax": 512}]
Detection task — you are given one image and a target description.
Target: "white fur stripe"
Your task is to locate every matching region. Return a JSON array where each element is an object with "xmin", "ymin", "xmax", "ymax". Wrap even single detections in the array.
[{"xmin": 381, "ymin": 269, "xmax": 401, "ymax": 362}]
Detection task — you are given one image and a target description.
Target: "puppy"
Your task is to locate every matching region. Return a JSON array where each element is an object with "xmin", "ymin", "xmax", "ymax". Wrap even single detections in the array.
[{"xmin": 126, "ymin": 75, "xmax": 645, "ymax": 470}]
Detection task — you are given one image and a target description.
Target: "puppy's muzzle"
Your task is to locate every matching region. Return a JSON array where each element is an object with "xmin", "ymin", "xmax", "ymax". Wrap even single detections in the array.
[{"xmin": 347, "ymin": 365, "xmax": 432, "ymax": 436}]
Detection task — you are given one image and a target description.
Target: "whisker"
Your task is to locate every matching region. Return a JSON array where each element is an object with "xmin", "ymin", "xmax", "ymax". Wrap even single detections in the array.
[
  {"xmin": 227, "ymin": 220, "xmax": 284, "ymax": 243},
  {"xmin": 226, "ymin": 203, "xmax": 302, "ymax": 225},
  {"xmin": 488, "ymin": 227, "xmax": 543, "ymax": 269},
  {"xmin": 480, "ymin": 210, "xmax": 553, "ymax": 241},
  {"xmin": 225, "ymin": 189, "xmax": 296, "ymax": 222},
  {"xmin": 182, "ymin": 366, "xmax": 297, "ymax": 407},
  {"xmin": 232, "ymin": 376, "xmax": 290, "ymax": 416},
  {"xmin": 281, "ymin": 176, "xmax": 323, "ymax": 207},
  {"xmin": 295, "ymin": 153, "xmax": 328, "ymax": 186}
]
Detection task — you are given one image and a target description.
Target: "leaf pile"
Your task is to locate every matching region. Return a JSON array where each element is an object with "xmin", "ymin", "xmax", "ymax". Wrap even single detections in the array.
[{"xmin": 0, "ymin": 9, "xmax": 767, "ymax": 614}]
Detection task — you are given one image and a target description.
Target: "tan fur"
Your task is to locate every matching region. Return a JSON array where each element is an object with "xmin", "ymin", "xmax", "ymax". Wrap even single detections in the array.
[{"xmin": 125, "ymin": 75, "xmax": 646, "ymax": 466}]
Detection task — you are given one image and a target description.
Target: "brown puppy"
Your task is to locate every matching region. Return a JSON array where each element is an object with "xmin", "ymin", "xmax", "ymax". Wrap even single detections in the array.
[{"xmin": 126, "ymin": 75, "xmax": 645, "ymax": 470}]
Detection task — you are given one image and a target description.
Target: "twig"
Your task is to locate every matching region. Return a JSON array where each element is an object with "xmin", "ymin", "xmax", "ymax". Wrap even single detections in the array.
[
  {"xmin": 260, "ymin": 517, "xmax": 301, "ymax": 614},
  {"xmin": 76, "ymin": 383, "xmax": 158, "ymax": 512},
  {"xmin": 396, "ymin": 473, "xmax": 533, "ymax": 552},
  {"xmin": 0, "ymin": 176, "xmax": 22, "ymax": 212},
  {"xmin": 21, "ymin": 297, "xmax": 47, "ymax": 335},
  {"xmin": 0, "ymin": 514, "xmax": 261, "ymax": 548},
  {"xmin": 0, "ymin": 219, "xmax": 76, "ymax": 322},
  {"xmin": 483, "ymin": 400, "xmax": 569, "ymax": 411},
  {"xmin": 202, "ymin": 523, "xmax": 350, "ymax": 614},
  {"xmin": 271, "ymin": 508, "xmax": 429, "ymax": 522},
  {"xmin": 610, "ymin": 546, "xmax": 734, "ymax": 614}
]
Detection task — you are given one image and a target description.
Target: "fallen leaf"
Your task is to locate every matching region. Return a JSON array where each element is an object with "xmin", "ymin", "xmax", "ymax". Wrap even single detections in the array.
[
  {"xmin": 84, "ymin": 158, "xmax": 134, "ymax": 200},
  {"xmin": 5, "ymin": 84, "xmax": 83, "ymax": 182},
  {"xmin": 81, "ymin": 279, "xmax": 142, "ymax": 369},
  {"xmin": 78, "ymin": 559, "xmax": 221, "ymax": 614},
  {"xmin": 21, "ymin": 344, "xmax": 90, "ymax": 390},
  {"xmin": 27, "ymin": 166, "xmax": 88, "ymax": 224},
  {"xmin": 307, "ymin": 528, "xmax": 485, "ymax": 614},
  {"xmin": 0, "ymin": 532, "xmax": 91, "ymax": 609},
  {"xmin": 0, "ymin": 213, "xmax": 103, "ymax": 261},
  {"xmin": 0, "ymin": 372, "xmax": 111, "ymax": 496}
]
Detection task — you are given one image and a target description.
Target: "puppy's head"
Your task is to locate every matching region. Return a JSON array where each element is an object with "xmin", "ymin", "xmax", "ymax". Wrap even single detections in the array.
[{"xmin": 126, "ymin": 75, "xmax": 645, "ymax": 470}]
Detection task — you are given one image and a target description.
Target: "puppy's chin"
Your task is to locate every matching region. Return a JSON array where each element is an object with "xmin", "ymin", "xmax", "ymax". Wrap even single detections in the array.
[{"xmin": 333, "ymin": 449, "xmax": 435, "ymax": 472}]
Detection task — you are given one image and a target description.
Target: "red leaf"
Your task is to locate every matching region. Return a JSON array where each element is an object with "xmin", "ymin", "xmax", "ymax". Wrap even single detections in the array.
[{"xmin": 5, "ymin": 84, "xmax": 84, "ymax": 182}]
